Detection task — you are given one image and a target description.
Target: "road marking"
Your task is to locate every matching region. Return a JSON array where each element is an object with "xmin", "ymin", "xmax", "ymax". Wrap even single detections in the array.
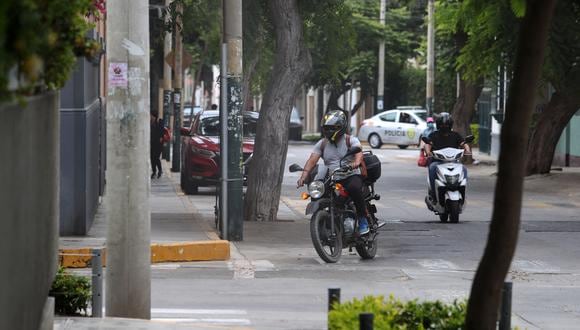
[
  {"xmin": 512, "ymin": 260, "xmax": 560, "ymax": 273},
  {"xmin": 415, "ymin": 259, "xmax": 459, "ymax": 271},
  {"xmin": 152, "ymin": 264, "xmax": 181, "ymax": 270},
  {"xmin": 153, "ymin": 318, "xmax": 251, "ymax": 325},
  {"xmin": 523, "ymin": 201, "xmax": 551, "ymax": 209},
  {"xmin": 405, "ymin": 200, "xmax": 426, "ymax": 208},
  {"xmin": 152, "ymin": 308, "xmax": 247, "ymax": 315}
]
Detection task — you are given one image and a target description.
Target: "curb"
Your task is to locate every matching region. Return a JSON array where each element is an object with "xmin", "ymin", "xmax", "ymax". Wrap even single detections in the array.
[{"xmin": 59, "ymin": 240, "xmax": 230, "ymax": 268}]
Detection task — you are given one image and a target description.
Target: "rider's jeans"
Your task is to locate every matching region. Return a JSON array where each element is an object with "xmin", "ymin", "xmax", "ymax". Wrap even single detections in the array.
[
  {"xmin": 338, "ymin": 175, "xmax": 366, "ymax": 218},
  {"xmin": 428, "ymin": 160, "xmax": 467, "ymax": 196}
]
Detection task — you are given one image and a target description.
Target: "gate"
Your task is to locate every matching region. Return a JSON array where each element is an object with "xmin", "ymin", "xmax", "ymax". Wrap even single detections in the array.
[{"xmin": 478, "ymin": 90, "xmax": 492, "ymax": 154}]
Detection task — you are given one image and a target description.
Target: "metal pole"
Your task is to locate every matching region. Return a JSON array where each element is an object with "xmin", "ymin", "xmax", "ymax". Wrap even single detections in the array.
[
  {"xmin": 359, "ymin": 313, "xmax": 374, "ymax": 330},
  {"xmin": 171, "ymin": 1, "xmax": 183, "ymax": 172},
  {"xmin": 376, "ymin": 0, "xmax": 386, "ymax": 114},
  {"xmin": 499, "ymin": 282, "xmax": 512, "ymax": 330},
  {"xmin": 223, "ymin": 0, "xmax": 244, "ymax": 241},
  {"xmin": 162, "ymin": 0, "xmax": 173, "ymax": 161},
  {"xmin": 105, "ymin": 0, "xmax": 151, "ymax": 319},
  {"xmin": 426, "ymin": 0, "xmax": 435, "ymax": 116},
  {"xmin": 220, "ymin": 42, "xmax": 229, "ymax": 240},
  {"xmin": 91, "ymin": 248, "xmax": 103, "ymax": 318},
  {"xmin": 328, "ymin": 288, "xmax": 341, "ymax": 312}
]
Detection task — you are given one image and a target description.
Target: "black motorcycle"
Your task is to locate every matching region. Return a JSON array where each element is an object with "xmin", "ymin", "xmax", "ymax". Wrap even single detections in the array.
[{"xmin": 289, "ymin": 147, "xmax": 384, "ymax": 263}]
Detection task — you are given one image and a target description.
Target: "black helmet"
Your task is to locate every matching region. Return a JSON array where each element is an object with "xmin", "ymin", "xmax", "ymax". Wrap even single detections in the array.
[
  {"xmin": 435, "ymin": 112, "xmax": 454, "ymax": 132},
  {"xmin": 322, "ymin": 110, "xmax": 347, "ymax": 143}
]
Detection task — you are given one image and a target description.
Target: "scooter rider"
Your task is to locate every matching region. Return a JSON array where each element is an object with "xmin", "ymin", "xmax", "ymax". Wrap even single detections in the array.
[
  {"xmin": 424, "ymin": 112, "xmax": 470, "ymax": 200},
  {"xmin": 297, "ymin": 110, "xmax": 370, "ymax": 235}
]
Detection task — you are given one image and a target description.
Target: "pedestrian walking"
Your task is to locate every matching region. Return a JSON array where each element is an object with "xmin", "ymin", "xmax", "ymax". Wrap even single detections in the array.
[{"xmin": 150, "ymin": 111, "xmax": 164, "ymax": 178}]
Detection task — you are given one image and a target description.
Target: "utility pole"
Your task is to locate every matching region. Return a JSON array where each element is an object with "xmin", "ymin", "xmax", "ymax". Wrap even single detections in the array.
[
  {"xmin": 221, "ymin": 0, "xmax": 243, "ymax": 241},
  {"xmin": 162, "ymin": 0, "xmax": 173, "ymax": 161},
  {"xmin": 426, "ymin": 0, "xmax": 435, "ymax": 116},
  {"xmin": 376, "ymin": 0, "xmax": 386, "ymax": 114},
  {"xmin": 105, "ymin": 0, "xmax": 151, "ymax": 319},
  {"xmin": 171, "ymin": 1, "xmax": 183, "ymax": 172}
]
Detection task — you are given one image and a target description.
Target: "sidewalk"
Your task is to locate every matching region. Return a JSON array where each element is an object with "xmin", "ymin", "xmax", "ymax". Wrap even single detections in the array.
[{"xmin": 59, "ymin": 160, "xmax": 229, "ymax": 268}]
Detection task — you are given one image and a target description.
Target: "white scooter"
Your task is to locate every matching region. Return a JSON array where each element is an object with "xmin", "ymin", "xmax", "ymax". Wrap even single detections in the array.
[{"xmin": 422, "ymin": 136, "xmax": 473, "ymax": 223}]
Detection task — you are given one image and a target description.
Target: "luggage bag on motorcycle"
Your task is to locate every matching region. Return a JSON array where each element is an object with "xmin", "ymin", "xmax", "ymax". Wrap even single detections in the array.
[{"xmin": 363, "ymin": 151, "xmax": 381, "ymax": 182}]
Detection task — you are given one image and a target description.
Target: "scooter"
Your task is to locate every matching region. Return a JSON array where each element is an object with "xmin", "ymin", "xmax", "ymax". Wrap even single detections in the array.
[{"xmin": 422, "ymin": 135, "xmax": 473, "ymax": 223}]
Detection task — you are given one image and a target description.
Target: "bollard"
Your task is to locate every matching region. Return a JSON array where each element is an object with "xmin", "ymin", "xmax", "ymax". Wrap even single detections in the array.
[
  {"xmin": 359, "ymin": 313, "xmax": 374, "ymax": 330},
  {"xmin": 91, "ymin": 248, "xmax": 103, "ymax": 317},
  {"xmin": 499, "ymin": 281, "xmax": 512, "ymax": 330},
  {"xmin": 328, "ymin": 288, "xmax": 341, "ymax": 312}
]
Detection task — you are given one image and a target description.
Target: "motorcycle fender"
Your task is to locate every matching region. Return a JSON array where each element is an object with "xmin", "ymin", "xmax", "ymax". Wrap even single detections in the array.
[
  {"xmin": 445, "ymin": 190, "xmax": 462, "ymax": 201},
  {"xmin": 306, "ymin": 199, "xmax": 330, "ymax": 215}
]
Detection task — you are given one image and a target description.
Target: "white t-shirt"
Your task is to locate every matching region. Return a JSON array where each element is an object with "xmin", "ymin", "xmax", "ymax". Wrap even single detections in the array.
[{"xmin": 312, "ymin": 135, "xmax": 362, "ymax": 180}]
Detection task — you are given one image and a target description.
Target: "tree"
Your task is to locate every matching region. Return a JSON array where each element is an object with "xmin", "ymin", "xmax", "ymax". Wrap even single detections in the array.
[
  {"xmin": 465, "ymin": 0, "xmax": 557, "ymax": 327},
  {"xmin": 525, "ymin": 0, "xmax": 580, "ymax": 175},
  {"xmin": 243, "ymin": 0, "xmax": 312, "ymax": 222}
]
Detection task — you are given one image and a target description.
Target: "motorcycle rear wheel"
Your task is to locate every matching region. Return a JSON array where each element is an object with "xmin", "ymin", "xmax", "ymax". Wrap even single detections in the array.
[
  {"xmin": 356, "ymin": 238, "xmax": 377, "ymax": 259},
  {"xmin": 439, "ymin": 213, "xmax": 449, "ymax": 223},
  {"xmin": 310, "ymin": 210, "xmax": 342, "ymax": 263}
]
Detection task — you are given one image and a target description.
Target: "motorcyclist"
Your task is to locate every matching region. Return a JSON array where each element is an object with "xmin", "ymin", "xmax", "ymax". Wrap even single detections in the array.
[
  {"xmin": 424, "ymin": 112, "xmax": 470, "ymax": 200},
  {"xmin": 297, "ymin": 110, "xmax": 370, "ymax": 235}
]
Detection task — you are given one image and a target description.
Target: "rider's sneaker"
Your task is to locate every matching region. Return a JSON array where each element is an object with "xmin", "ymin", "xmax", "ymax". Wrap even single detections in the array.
[{"xmin": 358, "ymin": 217, "xmax": 370, "ymax": 235}]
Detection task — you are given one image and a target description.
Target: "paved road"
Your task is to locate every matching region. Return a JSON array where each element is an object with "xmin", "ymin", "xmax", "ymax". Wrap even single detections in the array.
[{"xmin": 150, "ymin": 143, "xmax": 580, "ymax": 329}]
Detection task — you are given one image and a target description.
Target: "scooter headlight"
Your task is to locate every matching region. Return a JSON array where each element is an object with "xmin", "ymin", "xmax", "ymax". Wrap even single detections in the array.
[
  {"xmin": 308, "ymin": 181, "xmax": 325, "ymax": 199},
  {"xmin": 445, "ymin": 174, "xmax": 460, "ymax": 186}
]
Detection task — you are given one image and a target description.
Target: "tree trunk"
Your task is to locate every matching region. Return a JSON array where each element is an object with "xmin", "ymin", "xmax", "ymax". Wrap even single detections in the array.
[
  {"xmin": 242, "ymin": 52, "xmax": 260, "ymax": 111},
  {"xmin": 350, "ymin": 88, "xmax": 368, "ymax": 117},
  {"xmin": 526, "ymin": 92, "xmax": 580, "ymax": 175},
  {"xmin": 452, "ymin": 76, "xmax": 483, "ymax": 137},
  {"xmin": 243, "ymin": 0, "xmax": 312, "ymax": 222},
  {"xmin": 465, "ymin": 1, "xmax": 557, "ymax": 329},
  {"xmin": 326, "ymin": 88, "xmax": 345, "ymax": 112}
]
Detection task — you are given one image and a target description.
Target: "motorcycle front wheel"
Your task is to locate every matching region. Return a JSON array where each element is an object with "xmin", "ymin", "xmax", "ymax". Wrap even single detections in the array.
[{"xmin": 310, "ymin": 210, "xmax": 343, "ymax": 263}]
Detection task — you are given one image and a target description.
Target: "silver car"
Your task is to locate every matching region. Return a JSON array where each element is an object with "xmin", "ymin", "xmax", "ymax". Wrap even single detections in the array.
[{"xmin": 358, "ymin": 106, "xmax": 427, "ymax": 149}]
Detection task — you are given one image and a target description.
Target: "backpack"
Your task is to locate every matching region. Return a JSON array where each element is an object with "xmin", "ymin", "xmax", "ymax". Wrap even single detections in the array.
[
  {"xmin": 162, "ymin": 127, "xmax": 171, "ymax": 143},
  {"xmin": 321, "ymin": 135, "xmax": 368, "ymax": 178}
]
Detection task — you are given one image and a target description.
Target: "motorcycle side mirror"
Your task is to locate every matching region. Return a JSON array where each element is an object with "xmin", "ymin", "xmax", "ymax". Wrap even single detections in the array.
[
  {"xmin": 289, "ymin": 164, "xmax": 303, "ymax": 172},
  {"xmin": 343, "ymin": 147, "xmax": 362, "ymax": 158},
  {"xmin": 421, "ymin": 136, "xmax": 431, "ymax": 144},
  {"xmin": 465, "ymin": 135, "xmax": 475, "ymax": 143}
]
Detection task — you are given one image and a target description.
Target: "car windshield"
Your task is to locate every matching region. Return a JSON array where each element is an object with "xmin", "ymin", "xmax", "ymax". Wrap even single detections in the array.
[
  {"xmin": 414, "ymin": 111, "xmax": 427, "ymax": 121},
  {"xmin": 198, "ymin": 116, "xmax": 258, "ymax": 137}
]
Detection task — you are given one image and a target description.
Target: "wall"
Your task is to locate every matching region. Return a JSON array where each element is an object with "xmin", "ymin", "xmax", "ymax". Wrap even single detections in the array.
[
  {"xmin": 0, "ymin": 92, "xmax": 59, "ymax": 330},
  {"xmin": 60, "ymin": 57, "xmax": 104, "ymax": 235},
  {"xmin": 553, "ymin": 109, "xmax": 580, "ymax": 167}
]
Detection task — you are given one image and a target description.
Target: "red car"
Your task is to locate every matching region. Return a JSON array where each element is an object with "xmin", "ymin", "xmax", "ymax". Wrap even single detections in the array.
[{"xmin": 179, "ymin": 110, "xmax": 257, "ymax": 194}]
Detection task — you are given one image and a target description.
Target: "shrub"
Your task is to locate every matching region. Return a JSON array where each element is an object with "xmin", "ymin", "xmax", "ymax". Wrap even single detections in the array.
[
  {"xmin": 470, "ymin": 123, "xmax": 479, "ymax": 146},
  {"xmin": 0, "ymin": 0, "xmax": 103, "ymax": 101},
  {"xmin": 302, "ymin": 134, "xmax": 321, "ymax": 143},
  {"xmin": 329, "ymin": 295, "xmax": 466, "ymax": 330},
  {"xmin": 49, "ymin": 267, "xmax": 91, "ymax": 316}
]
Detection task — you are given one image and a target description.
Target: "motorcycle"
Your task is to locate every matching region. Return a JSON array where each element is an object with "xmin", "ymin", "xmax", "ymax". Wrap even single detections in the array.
[
  {"xmin": 289, "ymin": 147, "xmax": 384, "ymax": 263},
  {"xmin": 422, "ymin": 135, "xmax": 474, "ymax": 223}
]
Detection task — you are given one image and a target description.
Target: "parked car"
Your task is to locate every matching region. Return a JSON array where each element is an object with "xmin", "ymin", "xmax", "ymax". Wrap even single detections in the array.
[
  {"xmin": 289, "ymin": 107, "xmax": 303, "ymax": 141},
  {"xmin": 179, "ymin": 110, "xmax": 257, "ymax": 194},
  {"xmin": 358, "ymin": 106, "xmax": 427, "ymax": 149},
  {"xmin": 183, "ymin": 105, "xmax": 203, "ymax": 127}
]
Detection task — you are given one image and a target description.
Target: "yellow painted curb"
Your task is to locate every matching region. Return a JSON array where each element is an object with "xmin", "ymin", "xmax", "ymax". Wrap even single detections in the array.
[{"xmin": 59, "ymin": 240, "xmax": 230, "ymax": 268}]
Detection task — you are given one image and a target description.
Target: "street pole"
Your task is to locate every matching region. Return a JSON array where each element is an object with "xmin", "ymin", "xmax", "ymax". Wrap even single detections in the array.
[
  {"xmin": 105, "ymin": 0, "xmax": 151, "ymax": 319},
  {"xmin": 426, "ymin": 0, "xmax": 435, "ymax": 116},
  {"xmin": 222, "ymin": 0, "xmax": 243, "ymax": 241},
  {"xmin": 162, "ymin": 0, "xmax": 173, "ymax": 161},
  {"xmin": 376, "ymin": 0, "xmax": 386, "ymax": 114},
  {"xmin": 171, "ymin": 1, "xmax": 183, "ymax": 172}
]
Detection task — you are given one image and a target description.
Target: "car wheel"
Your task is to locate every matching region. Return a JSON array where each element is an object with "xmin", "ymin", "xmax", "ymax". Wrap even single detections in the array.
[
  {"xmin": 181, "ymin": 168, "xmax": 199, "ymax": 195},
  {"xmin": 397, "ymin": 145, "xmax": 409, "ymax": 149},
  {"xmin": 368, "ymin": 134, "xmax": 382, "ymax": 149}
]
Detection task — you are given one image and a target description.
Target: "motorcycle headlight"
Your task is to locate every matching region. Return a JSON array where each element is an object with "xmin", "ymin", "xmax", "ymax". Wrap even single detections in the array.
[
  {"xmin": 445, "ymin": 174, "xmax": 460, "ymax": 186},
  {"xmin": 308, "ymin": 181, "xmax": 325, "ymax": 199}
]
